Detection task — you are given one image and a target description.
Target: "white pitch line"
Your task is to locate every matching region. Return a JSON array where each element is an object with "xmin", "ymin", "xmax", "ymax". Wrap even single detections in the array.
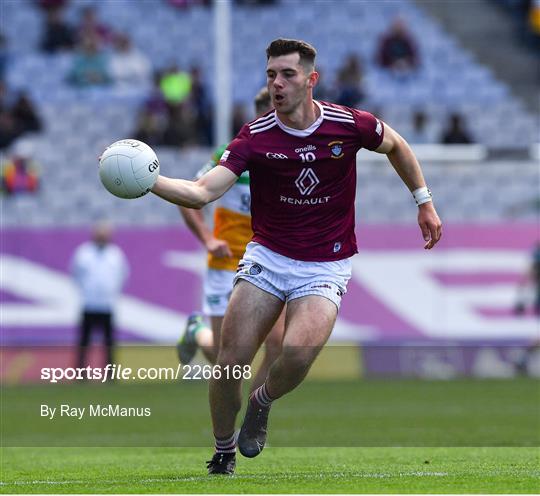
[
  {"xmin": 0, "ymin": 472, "xmax": 449, "ymax": 486},
  {"xmin": 0, "ymin": 480, "xmax": 86, "ymax": 486}
]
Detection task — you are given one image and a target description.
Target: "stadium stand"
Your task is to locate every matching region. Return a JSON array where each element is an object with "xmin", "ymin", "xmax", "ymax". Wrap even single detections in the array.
[
  {"xmin": 420, "ymin": 0, "xmax": 539, "ymax": 113},
  {"xmin": 1, "ymin": 0, "xmax": 538, "ymax": 228}
]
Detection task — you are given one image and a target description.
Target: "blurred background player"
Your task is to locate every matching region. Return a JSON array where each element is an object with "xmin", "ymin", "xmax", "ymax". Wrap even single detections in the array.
[
  {"xmin": 514, "ymin": 241, "xmax": 540, "ymax": 317},
  {"xmin": 177, "ymin": 87, "xmax": 285, "ymax": 391},
  {"xmin": 512, "ymin": 241, "xmax": 540, "ymax": 374},
  {"xmin": 70, "ymin": 221, "xmax": 129, "ymax": 369}
]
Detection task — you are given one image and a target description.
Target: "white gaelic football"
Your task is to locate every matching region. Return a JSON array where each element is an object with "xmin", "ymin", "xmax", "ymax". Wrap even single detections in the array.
[{"xmin": 99, "ymin": 139, "xmax": 159, "ymax": 199}]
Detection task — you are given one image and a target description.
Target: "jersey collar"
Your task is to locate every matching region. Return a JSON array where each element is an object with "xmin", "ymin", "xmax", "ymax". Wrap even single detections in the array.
[{"xmin": 274, "ymin": 100, "xmax": 324, "ymax": 137}]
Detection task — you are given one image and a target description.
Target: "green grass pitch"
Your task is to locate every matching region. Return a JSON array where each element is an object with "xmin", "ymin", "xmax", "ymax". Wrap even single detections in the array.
[
  {"xmin": 2, "ymin": 447, "xmax": 539, "ymax": 493},
  {"xmin": 1, "ymin": 378, "xmax": 539, "ymax": 493}
]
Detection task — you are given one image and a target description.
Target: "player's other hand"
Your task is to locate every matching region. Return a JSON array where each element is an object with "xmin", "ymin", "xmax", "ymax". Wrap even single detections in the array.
[
  {"xmin": 206, "ymin": 238, "xmax": 233, "ymax": 258},
  {"xmin": 418, "ymin": 202, "xmax": 442, "ymax": 250}
]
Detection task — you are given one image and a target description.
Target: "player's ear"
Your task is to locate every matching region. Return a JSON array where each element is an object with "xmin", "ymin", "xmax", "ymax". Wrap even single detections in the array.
[{"xmin": 308, "ymin": 70, "xmax": 319, "ymax": 88}]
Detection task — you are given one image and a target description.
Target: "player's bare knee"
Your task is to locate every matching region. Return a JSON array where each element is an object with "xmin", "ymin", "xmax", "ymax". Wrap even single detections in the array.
[
  {"xmin": 215, "ymin": 350, "xmax": 251, "ymax": 369},
  {"xmin": 281, "ymin": 346, "xmax": 317, "ymax": 373}
]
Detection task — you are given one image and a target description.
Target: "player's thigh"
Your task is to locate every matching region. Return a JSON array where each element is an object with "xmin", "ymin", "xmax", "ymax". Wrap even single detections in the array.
[
  {"xmin": 219, "ymin": 279, "xmax": 284, "ymax": 364},
  {"xmin": 264, "ymin": 307, "xmax": 286, "ymax": 352},
  {"xmin": 282, "ymin": 295, "xmax": 338, "ymax": 363}
]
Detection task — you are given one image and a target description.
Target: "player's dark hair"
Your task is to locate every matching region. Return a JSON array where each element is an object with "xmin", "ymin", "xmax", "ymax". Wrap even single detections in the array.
[
  {"xmin": 254, "ymin": 88, "xmax": 271, "ymax": 114},
  {"xmin": 266, "ymin": 38, "xmax": 317, "ymax": 72}
]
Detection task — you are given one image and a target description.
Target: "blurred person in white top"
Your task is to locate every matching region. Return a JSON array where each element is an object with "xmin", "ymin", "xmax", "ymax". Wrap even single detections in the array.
[
  {"xmin": 71, "ymin": 221, "xmax": 129, "ymax": 369},
  {"xmin": 109, "ymin": 33, "xmax": 152, "ymax": 89}
]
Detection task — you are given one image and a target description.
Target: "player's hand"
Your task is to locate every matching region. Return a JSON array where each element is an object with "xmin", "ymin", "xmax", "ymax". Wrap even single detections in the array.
[
  {"xmin": 206, "ymin": 238, "xmax": 233, "ymax": 258},
  {"xmin": 418, "ymin": 202, "xmax": 442, "ymax": 250}
]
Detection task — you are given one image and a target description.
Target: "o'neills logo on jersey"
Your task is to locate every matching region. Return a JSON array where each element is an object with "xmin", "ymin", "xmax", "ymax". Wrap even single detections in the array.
[{"xmin": 294, "ymin": 144, "xmax": 317, "ymax": 154}]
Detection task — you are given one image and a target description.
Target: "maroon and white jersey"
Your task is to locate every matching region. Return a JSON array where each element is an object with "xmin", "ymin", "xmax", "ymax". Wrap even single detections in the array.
[{"xmin": 218, "ymin": 100, "xmax": 384, "ymax": 262}]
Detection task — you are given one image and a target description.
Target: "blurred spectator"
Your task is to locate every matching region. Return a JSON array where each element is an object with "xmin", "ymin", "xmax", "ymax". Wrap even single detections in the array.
[
  {"xmin": 496, "ymin": 0, "xmax": 540, "ymax": 46},
  {"xmin": 377, "ymin": 18, "xmax": 419, "ymax": 75},
  {"xmin": 313, "ymin": 67, "xmax": 334, "ymax": 102},
  {"xmin": 162, "ymin": 103, "xmax": 197, "ymax": 147},
  {"xmin": 408, "ymin": 110, "xmax": 430, "ymax": 144},
  {"xmin": 0, "ymin": 85, "xmax": 42, "ymax": 149},
  {"xmin": 36, "ymin": 0, "xmax": 68, "ymax": 12},
  {"xmin": 235, "ymin": 0, "xmax": 277, "ymax": 4},
  {"xmin": 68, "ymin": 36, "xmax": 111, "ymax": 87},
  {"xmin": 160, "ymin": 64, "xmax": 192, "ymax": 104},
  {"xmin": 232, "ymin": 103, "xmax": 248, "ymax": 135},
  {"xmin": 0, "ymin": 33, "xmax": 8, "ymax": 81},
  {"xmin": 188, "ymin": 65, "xmax": 212, "ymax": 145},
  {"xmin": 133, "ymin": 109, "xmax": 164, "ymax": 148},
  {"xmin": 529, "ymin": 0, "xmax": 540, "ymax": 35},
  {"xmin": 40, "ymin": 6, "xmax": 75, "ymax": 53},
  {"xmin": 109, "ymin": 33, "xmax": 152, "ymax": 88},
  {"xmin": 145, "ymin": 72, "xmax": 169, "ymax": 116},
  {"xmin": 133, "ymin": 73, "xmax": 168, "ymax": 146},
  {"xmin": 11, "ymin": 92, "xmax": 42, "ymax": 134},
  {"xmin": 168, "ymin": 0, "xmax": 211, "ymax": 7},
  {"xmin": 71, "ymin": 222, "xmax": 129, "ymax": 369},
  {"xmin": 136, "ymin": 65, "xmax": 212, "ymax": 147},
  {"xmin": 440, "ymin": 113, "xmax": 474, "ymax": 144},
  {"xmin": 335, "ymin": 53, "xmax": 364, "ymax": 107},
  {"xmin": 76, "ymin": 6, "xmax": 115, "ymax": 46},
  {"xmin": 0, "ymin": 80, "xmax": 8, "ymax": 110},
  {"xmin": 1, "ymin": 155, "xmax": 40, "ymax": 195},
  {"xmin": 0, "ymin": 110, "xmax": 19, "ymax": 149}
]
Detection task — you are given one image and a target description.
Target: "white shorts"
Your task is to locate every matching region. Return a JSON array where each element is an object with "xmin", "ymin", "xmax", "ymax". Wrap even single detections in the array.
[
  {"xmin": 202, "ymin": 268, "xmax": 236, "ymax": 317},
  {"xmin": 234, "ymin": 242, "xmax": 351, "ymax": 309}
]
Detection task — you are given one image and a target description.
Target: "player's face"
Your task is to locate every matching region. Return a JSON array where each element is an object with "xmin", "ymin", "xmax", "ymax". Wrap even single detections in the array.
[{"xmin": 266, "ymin": 53, "xmax": 313, "ymax": 114}]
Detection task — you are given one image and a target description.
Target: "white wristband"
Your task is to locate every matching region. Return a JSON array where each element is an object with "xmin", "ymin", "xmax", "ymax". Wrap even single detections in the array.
[{"xmin": 412, "ymin": 187, "xmax": 432, "ymax": 206}]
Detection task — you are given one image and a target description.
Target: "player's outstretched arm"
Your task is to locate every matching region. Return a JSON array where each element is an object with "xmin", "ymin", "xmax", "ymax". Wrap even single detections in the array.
[
  {"xmin": 152, "ymin": 165, "xmax": 238, "ymax": 209},
  {"xmin": 375, "ymin": 123, "xmax": 442, "ymax": 249}
]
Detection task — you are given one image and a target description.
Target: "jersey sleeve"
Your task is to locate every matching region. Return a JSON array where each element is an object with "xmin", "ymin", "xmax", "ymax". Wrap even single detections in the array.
[
  {"xmin": 351, "ymin": 109, "xmax": 385, "ymax": 151},
  {"xmin": 217, "ymin": 125, "xmax": 251, "ymax": 177}
]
